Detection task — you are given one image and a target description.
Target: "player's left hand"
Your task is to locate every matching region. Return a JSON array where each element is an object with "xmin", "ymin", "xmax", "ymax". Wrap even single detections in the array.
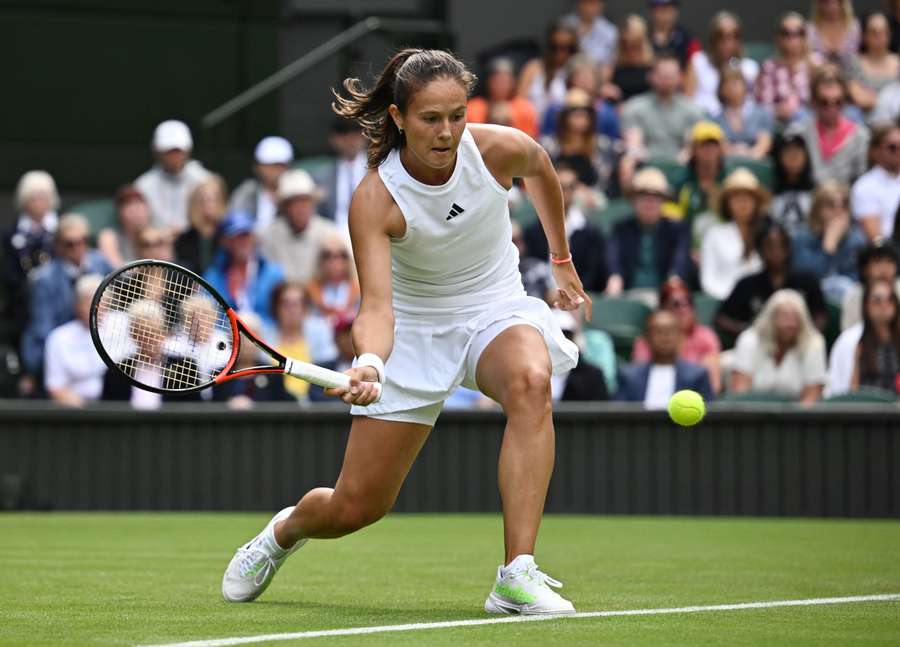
[
  {"xmin": 551, "ymin": 262, "xmax": 592, "ymax": 321},
  {"xmin": 325, "ymin": 366, "xmax": 381, "ymax": 406}
]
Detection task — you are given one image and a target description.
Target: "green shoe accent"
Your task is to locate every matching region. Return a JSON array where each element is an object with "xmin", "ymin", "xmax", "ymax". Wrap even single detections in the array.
[{"xmin": 495, "ymin": 583, "xmax": 537, "ymax": 604}]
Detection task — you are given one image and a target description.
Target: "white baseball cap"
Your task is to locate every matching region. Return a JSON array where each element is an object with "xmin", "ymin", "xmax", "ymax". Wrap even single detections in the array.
[
  {"xmin": 152, "ymin": 120, "xmax": 193, "ymax": 152},
  {"xmin": 255, "ymin": 136, "xmax": 294, "ymax": 165},
  {"xmin": 277, "ymin": 169, "xmax": 324, "ymax": 202}
]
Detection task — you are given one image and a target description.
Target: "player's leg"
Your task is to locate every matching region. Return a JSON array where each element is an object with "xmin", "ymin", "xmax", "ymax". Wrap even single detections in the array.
[
  {"xmin": 276, "ymin": 416, "xmax": 431, "ymax": 543},
  {"xmin": 222, "ymin": 415, "xmax": 431, "ymax": 602},
  {"xmin": 474, "ymin": 323, "xmax": 574, "ymax": 615}
]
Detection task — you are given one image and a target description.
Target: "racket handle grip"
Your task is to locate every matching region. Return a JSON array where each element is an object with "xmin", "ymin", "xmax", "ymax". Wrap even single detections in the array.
[{"xmin": 284, "ymin": 358, "xmax": 383, "ymax": 401}]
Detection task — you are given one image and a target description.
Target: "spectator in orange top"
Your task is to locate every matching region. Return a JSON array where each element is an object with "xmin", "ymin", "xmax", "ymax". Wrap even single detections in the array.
[{"xmin": 467, "ymin": 58, "xmax": 539, "ymax": 138}]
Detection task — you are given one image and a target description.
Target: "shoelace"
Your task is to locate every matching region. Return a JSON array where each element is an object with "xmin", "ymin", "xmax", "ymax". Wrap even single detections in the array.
[
  {"xmin": 525, "ymin": 563, "xmax": 563, "ymax": 589},
  {"xmin": 237, "ymin": 548, "xmax": 275, "ymax": 585}
]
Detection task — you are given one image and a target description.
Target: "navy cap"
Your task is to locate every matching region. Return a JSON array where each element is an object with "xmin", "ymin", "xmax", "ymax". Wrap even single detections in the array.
[{"xmin": 220, "ymin": 211, "xmax": 255, "ymax": 238}]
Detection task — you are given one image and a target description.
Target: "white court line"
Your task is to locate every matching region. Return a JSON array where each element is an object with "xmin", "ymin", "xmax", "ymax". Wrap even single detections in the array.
[{"xmin": 138, "ymin": 593, "xmax": 900, "ymax": 647}]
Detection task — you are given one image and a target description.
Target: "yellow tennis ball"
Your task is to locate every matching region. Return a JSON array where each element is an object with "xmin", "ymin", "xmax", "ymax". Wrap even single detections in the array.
[{"xmin": 667, "ymin": 390, "xmax": 705, "ymax": 427}]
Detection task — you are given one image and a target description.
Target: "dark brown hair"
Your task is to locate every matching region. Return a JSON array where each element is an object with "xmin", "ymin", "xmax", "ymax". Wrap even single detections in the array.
[
  {"xmin": 332, "ymin": 49, "xmax": 477, "ymax": 168},
  {"xmin": 858, "ymin": 279, "xmax": 900, "ymax": 378},
  {"xmin": 270, "ymin": 280, "xmax": 306, "ymax": 324}
]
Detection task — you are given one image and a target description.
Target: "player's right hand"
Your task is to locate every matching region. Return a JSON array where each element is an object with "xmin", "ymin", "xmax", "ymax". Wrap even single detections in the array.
[{"xmin": 325, "ymin": 366, "xmax": 381, "ymax": 406}]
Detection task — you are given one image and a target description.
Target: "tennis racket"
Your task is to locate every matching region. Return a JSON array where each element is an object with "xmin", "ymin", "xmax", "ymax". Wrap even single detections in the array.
[{"xmin": 88, "ymin": 259, "xmax": 379, "ymax": 398}]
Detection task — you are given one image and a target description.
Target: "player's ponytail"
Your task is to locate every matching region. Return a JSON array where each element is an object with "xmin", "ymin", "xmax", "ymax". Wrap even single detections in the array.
[{"xmin": 332, "ymin": 48, "xmax": 476, "ymax": 168}]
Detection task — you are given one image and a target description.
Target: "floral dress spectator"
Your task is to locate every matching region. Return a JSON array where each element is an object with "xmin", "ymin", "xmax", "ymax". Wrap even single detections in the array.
[
  {"xmin": 792, "ymin": 180, "xmax": 868, "ymax": 302},
  {"xmin": 770, "ymin": 132, "xmax": 815, "ymax": 235},
  {"xmin": 699, "ymin": 168, "xmax": 767, "ymax": 300},
  {"xmin": 807, "ymin": 0, "xmax": 861, "ymax": 62},
  {"xmin": 730, "ymin": 289, "xmax": 827, "ymax": 403},
  {"xmin": 467, "ymin": 58, "xmax": 539, "ymax": 139},
  {"xmin": 755, "ymin": 12, "xmax": 815, "ymax": 125},
  {"xmin": 684, "ymin": 12, "xmax": 759, "ymax": 117}
]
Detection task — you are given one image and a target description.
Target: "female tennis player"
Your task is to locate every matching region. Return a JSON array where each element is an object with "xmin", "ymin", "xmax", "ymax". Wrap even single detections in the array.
[{"xmin": 223, "ymin": 49, "xmax": 591, "ymax": 615}]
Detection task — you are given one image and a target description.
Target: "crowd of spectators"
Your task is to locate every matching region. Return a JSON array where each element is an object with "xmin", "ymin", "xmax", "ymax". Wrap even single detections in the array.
[{"xmin": 5, "ymin": 0, "xmax": 900, "ymax": 409}]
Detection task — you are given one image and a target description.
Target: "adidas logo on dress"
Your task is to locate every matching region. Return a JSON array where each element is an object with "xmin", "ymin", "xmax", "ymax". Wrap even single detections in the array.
[{"xmin": 446, "ymin": 203, "xmax": 465, "ymax": 220}]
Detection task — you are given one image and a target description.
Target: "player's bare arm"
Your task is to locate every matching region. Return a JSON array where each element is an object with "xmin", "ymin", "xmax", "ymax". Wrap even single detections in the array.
[
  {"xmin": 325, "ymin": 170, "xmax": 402, "ymax": 405},
  {"xmin": 470, "ymin": 123, "xmax": 592, "ymax": 320}
]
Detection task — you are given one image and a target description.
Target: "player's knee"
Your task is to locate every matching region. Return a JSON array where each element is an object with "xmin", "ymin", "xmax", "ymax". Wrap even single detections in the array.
[
  {"xmin": 331, "ymin": 498, "xmax": 388, "ymax": 535},
  {"xmin": 503, "ymin": 364, "xmax": 551, "ymax": 409}
]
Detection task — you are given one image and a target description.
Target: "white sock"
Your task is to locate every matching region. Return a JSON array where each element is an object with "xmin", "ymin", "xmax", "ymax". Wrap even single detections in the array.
[
  {"xmin": 259, "ymin": 507, "xmax": 295, "ymax": 557},
  {"xmin": 503, "ymin": 554, "xmax": 535, "ymax": 575}
]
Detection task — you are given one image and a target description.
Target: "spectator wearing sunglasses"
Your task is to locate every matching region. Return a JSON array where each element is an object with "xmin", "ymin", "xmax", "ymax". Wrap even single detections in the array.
[
  {"xmin": 756, "ymin": 12, "xmax": 815, "ymax": 125},
  {"xmin": 851, "ymin": 124, "xmax": 900, "ymax": 242},
  {"xmin": 305, "ymin": 235, "xmax": 359, "ymax": 321},
  {"xmin": 786, "ymin": 69, "xmax": 869, "ymax": 186},
  {"xmin": 518, "ymin": 20, "xmax": 579, "ymax": 124},
  {"xmin": 684, "ymin": 11, "xmax": 759, "ymax": 117},
  {"xmin": 20, "ymin": 214, "xmax": 111, "ymax": 397}
]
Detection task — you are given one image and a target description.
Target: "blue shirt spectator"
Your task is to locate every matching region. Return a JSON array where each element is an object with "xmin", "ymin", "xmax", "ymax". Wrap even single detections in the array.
[
  {"xmin": 791, "ymin": 181, "xmax": 868, "ymax": 303},
  {"xmin": 203, "ymin": 211, "xmax": 284, "ymax": 328},
  {"xmin": 20, "ymin": 214, "xmax": 111, "ymax": 382},
  {"xmin": 615, "ymin": 310, "xmax": 714, "ymax": 407}
]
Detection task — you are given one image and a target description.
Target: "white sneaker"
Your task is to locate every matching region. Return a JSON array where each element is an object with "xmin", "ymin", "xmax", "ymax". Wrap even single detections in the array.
[
  {"xmin": 222, "ymin": 506, "xmax": 307, "ymax": 602},
  {"xmin": 484, "ymin": 555, "xmax": 576, "ymax": 615}
]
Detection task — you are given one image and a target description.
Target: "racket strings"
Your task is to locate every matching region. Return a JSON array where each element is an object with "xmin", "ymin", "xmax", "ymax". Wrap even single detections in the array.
[{"xmin": 95, "ymin": 264, "xmax": 233, "ymax": 391}]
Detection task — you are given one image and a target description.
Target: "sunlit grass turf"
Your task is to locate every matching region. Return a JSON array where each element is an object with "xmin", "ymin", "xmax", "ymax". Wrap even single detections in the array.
[{"xmin": 1, "ymin": 513, "xmax": 898, "ymax": 646}]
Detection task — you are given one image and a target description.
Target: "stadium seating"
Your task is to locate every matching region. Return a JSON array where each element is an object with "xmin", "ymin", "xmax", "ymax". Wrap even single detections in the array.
[
  {"xmin": 69, "ymin": 199, "xmax": 116, "ymax": 236},
  {"xmin": 645, "ymin": 156, "xmax": 688, "ymax": 190},
  {"xmin": 743, "ymin": 41, "xmax": 776, "ymax": 63},
  {"xmin": 717, "ymin": 391, "xmax": 796, "ymax": 403},
  {"xmin": 586, "ymin": 294, "xmax": 651, "ymax": 358},
  {"xmin": 589, "ymin": 197, "xmax": 631, "ymax": 234},
  {"xmin": 692, "ymin": 292, "xmax": 721, "ymax": 327},
  {"xmin": 822, "ymin": 387, "xmax": 899, "ymax": 404}
]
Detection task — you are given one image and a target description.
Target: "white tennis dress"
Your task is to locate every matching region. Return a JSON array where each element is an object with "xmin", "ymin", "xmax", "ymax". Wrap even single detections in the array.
[{"xmin": 350, "ymin": 127, "xmax": 578, "ymax": 425}]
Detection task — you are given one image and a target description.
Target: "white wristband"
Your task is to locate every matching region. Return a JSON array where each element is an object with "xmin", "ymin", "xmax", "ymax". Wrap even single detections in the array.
[{"xmin": 356, "ymin": 353, "xmax": 386, "ymax": 384}]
